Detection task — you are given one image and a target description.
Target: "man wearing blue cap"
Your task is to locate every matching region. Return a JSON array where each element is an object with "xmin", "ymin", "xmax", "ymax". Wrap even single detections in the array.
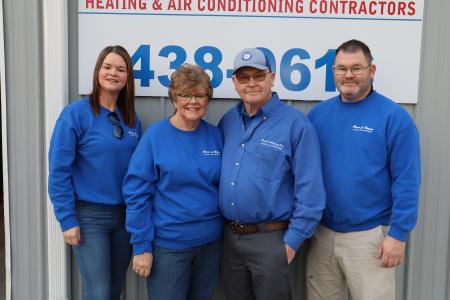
[{"xmin": 219, "ymin": 47, "xmax": 326, "ymax": 299}]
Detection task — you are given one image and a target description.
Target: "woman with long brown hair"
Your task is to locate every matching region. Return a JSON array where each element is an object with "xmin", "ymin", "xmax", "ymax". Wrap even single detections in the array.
[{"xmin": 48, "ymin": 45, "xmax": 141, "ymax": 299}]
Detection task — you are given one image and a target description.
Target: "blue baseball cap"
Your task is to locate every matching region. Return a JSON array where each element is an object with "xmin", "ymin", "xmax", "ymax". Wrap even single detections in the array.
[{"xmin": 233, "ymin": 48, "xmax": 271, "ymax": 74}]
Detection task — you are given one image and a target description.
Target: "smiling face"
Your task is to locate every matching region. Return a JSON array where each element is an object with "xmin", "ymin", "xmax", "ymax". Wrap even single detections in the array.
[
  {"xmin": 232, "ymin": 67, "xmax": 275, "ymax": 115},
  {"xmin": 333, "ymin": 50, "xmax": 376, "ymax": 102},
  {"xmin": 171, "ymin": 86, "xmax": 209, "ymax": 130},
  {"xmin": 98, "ymin": 52, "xmax": 128, "ymax": 96}
]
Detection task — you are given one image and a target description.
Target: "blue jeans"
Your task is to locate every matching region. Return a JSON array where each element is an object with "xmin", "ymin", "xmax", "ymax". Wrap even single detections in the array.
[
  {"xmin": 147, "ymin": 239, "xmax": 221, "ymax": 300},
  {"xmin": 72, "ymin": 201, "xmax": 132, "ymax": 300}
]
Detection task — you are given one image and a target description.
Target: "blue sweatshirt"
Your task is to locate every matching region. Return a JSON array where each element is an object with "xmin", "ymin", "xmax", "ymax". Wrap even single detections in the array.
[
  {"xmin": 123, "ymin": 118, "xmax": 223, "ymax": 255},
  {"xmin": 48, "ymin": 97, "xmax": 141, "ymax": 231},
  {"xmin": 219, "ymin": 93, "xmax": 326, "ymax": 251},
  {"xmin": 308, "ymin": 91, "xmax": 421, "ymax": 242}
]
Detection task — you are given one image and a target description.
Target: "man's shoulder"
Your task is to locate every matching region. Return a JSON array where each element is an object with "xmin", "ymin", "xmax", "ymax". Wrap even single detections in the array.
[
  {"xmin": 308, "ymin": 95, "xmax": 340, "ymax": 119},
  {"xmin": 228, "ymin": 100, "xmax": 243, "ymax": 113},
  {"xmin": 372, "ymin": 92, "xmax": 414, "ymax": 120},
  {"xmin": 219, "ymin": 103, "xmax": 240, "ymax": 125},
  {"xmin": 222, "ymin": 104, "xmax": 238, "ymax": 117},
  {"xmin": 372, "ymin": 91, "xmax": 397, "ymax": 106},
  {"xmin": 268, "ymin": 100, "xmax": 316, "ymax": 133},
  {"xmin": 273, "ymin": 98, "xmax": 308, "ymax": 120},
  {"xmin": 312, "ymin": 95, "xmax": 340, "ymax": 109}
]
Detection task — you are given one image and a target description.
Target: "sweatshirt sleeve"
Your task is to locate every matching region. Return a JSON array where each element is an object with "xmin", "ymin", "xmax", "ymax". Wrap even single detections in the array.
[
  {"xmin": 48, "ymin": 116, "xmax": 79, "ymax": 231},
  {"xmin": 283, "ymin": 119, "xmax": 326, "ymax": 251},
  {"xmin": 387, "ymin": 123, "xmax": 421, "ymax": 242},
  {"xmin": 123, "ymin": 131, "xmax": 158, "ymax": 254}
]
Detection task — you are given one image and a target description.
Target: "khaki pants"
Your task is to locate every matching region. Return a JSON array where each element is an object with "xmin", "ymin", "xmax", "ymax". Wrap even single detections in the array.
[{"xmin": 306, "ymin": 225, "xmax": 395, "ymax": 300}]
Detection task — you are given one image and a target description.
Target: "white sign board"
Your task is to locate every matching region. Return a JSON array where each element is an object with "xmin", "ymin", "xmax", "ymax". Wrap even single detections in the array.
[{"xmin": 79, "ymin": 0, "xmax": 424, "ymax": 103}]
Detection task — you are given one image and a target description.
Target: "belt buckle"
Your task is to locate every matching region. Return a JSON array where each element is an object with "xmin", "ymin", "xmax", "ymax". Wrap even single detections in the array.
[{"xmin": 230, "ymin": 220, "xmax": 244, "ymax": 233}]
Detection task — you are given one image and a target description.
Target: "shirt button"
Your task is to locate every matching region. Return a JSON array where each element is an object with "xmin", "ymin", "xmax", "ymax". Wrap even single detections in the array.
[
  {"xmin": 230, "ymin": 182, "xmax": 235, "ymax": 186},
  {"xmin": 231, "ymin": 202, "xmax": 235, "ymax": 206},
  {"xmin": 235, "ymin": 162, "xmax": 239, "ymax": 166},
  {"xmin": 241, "ymin": 144, "xmax": 245, "ymax": 147}
]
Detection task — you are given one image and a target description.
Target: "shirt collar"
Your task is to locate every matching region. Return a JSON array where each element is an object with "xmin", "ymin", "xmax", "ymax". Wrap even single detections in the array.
[{"xmin": 237, "ymin": 92, "xmax": 280, "ymax": 119}]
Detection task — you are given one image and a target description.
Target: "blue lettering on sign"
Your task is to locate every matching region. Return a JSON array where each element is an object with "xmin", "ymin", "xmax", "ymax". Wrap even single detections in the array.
[
  {"xmin": 131, "ymin": 44, "xmax": 154, "ymax": 87},
  {"xmin": 280, "ymin": 48, "xmax": 311, "ymax": 91},
  {"xmin": 194, "ymin": 46, "xmax": 223, "ymax": 88},
  {"xmin": 157, "ymin": 45, "xmax": 187, "ymax": 87},
  {"xmin": 315, "ymin": 49, "xmax": 336, "ymax": 92},
  {"xmin": 130, "ymin": 44, "xmax": 337, "ymax": 92}
]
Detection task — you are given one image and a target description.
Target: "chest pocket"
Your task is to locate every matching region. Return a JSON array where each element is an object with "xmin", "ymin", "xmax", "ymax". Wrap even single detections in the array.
[{"xmin": 245, "ymin": 145, "xmax": 284, "ymax": 180}]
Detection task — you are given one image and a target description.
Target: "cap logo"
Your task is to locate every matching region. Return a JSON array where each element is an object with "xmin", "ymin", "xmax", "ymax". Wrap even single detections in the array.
[{"xmin": 242, "ymin": 52, "xmax": 252, "ymax": 61}]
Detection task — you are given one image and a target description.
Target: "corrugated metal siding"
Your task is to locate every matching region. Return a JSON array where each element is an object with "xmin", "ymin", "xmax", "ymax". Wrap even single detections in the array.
[
  {"xmin": 405, "ymin": 1, "xmax": 450, "ymax": 299},
  {"xmin": 2, "ymin": 0, "xmax": 450, "ymax": 299},
  {"xmin": 3, "ymin": 0, "xmax": 46, "ymax": 299}
]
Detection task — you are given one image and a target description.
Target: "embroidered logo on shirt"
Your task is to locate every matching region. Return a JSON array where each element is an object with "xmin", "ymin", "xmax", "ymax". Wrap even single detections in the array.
[
  {"xmin": 202, "ymin": 150, "xmax": 221, "ymax": 156},
  {"xmin": 260, "ymin": 139, "xmax": 285, "ymax": 150},
  {"xmin": 352, "ymin": 125, "xmax": 374, "ymax": 133},
  {"xmin": 128, "ymin": 130, "xmax": 139, "ymax": 138}
]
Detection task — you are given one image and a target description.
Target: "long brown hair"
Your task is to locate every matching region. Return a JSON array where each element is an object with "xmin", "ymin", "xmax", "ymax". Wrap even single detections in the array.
[{"xmin": 90, "ymin": 45, "xmax": 136, "ymax": 127}]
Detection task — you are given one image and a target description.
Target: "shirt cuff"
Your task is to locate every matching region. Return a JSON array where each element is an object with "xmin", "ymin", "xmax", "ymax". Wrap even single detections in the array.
[
  {"xmin": 59, "ymin": 215, "xmax": 79, "ymax": 232},
  {"xmin": 283, "ymin": 229, "xmax": 304, "ymax": 252},
  {"xmin": 388, "ymin": 227, "xmax": 409, "ymax": 242},
  {"xmin": 133, "ymin": 241, "xmax": 152, "ymax": 255}
]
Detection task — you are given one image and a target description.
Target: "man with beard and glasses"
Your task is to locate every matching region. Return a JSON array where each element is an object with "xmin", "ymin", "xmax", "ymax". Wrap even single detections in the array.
[{"xmin": 307, "ymin": 39, "xmax": 421, "ymax": 300}]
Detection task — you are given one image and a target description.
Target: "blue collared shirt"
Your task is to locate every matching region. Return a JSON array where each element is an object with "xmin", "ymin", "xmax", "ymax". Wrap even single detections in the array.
[
  {"xmin": 240, "ymin": 103, "xmax": 261, "ymax": 130},
  {"xmin": 219, "ymin": 93, "xmax": 326, "ymax": 251}
]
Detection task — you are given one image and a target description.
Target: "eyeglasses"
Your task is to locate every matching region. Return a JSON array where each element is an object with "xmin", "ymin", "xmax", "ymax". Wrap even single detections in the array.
[
  {"xmin": 235, "ymin": 71, "xmax": 269, "ymax": 84},
  {"xmin": 176, "ymin": 93, "xmax": 209, "ymax": 102},
  {"xmin": 333, "ymin": 65, "xmax": 371, "ymax": 75},
  {"xmin": 107, "ymin": 112, "xmax": 124, "ymax": 139}
]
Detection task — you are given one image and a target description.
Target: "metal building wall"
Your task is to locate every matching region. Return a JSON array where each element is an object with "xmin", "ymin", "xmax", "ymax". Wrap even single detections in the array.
[
  {"xmin": 2, "ymin": 0, "xmax": 450, "ymax": 299},
  {"xmin": 406, "ymin": 1, "xmax": 450, "ymax": 299},
  {"xmin": 2, "ymin": 0, "xmax": 47, "ymax": 299}
]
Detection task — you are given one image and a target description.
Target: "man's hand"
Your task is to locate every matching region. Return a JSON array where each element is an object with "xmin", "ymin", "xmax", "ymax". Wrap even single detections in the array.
[
  {"xmin": 133, "ymin": 252, "xmax": 153, "ymax": 277},
  {"xmin": 63, "ymin": 226, "xmax": 81, "ymax": 246},
  {"xmin": 285, "ymin": 244, "xmax": 296, "ymax": 264},
  {"xmin": 377, "ymin": 235, "xmax": 406, "ymax": 268}
]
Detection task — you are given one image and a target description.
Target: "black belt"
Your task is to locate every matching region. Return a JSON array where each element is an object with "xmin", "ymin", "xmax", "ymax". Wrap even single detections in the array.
[{"xmin": 225, "ymin": 220, "xmax": 289, "ymax": 234}]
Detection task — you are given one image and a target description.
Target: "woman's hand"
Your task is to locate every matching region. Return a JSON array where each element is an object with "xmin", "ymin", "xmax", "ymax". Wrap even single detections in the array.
[
  {"xmin": 63, "ymin": 226, "xmax": 81, "ymax": 246},
  {"xmin": 133, "ymin": 253, "xmax": 153, "ymax": 277}
]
